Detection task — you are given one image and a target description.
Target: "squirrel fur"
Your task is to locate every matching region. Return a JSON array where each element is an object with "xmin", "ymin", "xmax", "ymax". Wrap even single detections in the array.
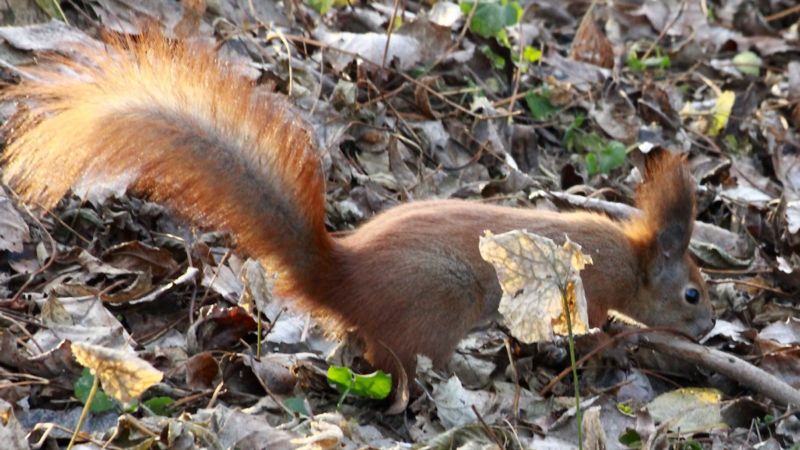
[{"xmin": 1, "ymin": 34, "xmax": 714, "ymax": 387}]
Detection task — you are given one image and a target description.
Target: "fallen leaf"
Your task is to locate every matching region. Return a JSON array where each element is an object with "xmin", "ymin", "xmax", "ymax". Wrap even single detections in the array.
[
  {"xmin": 72, "ymin": 342, "xmax": 163, "ymax": 403},
  {"xmin": 480, "ymin": 230, "xmax": 592, "ymax": 343},
  {"xmin": 646, "ymin": 388, "xmax": 726, "ymax": 433}
]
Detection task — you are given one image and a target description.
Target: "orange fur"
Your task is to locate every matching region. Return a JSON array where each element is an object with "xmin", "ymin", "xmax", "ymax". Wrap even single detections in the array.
[
  {"xmin": 623, "ymin": 152, "xmax": 696, "ymax": 259},
  {"xmin": 2, "ymin": 34, "xmax": 714, "ymax": 391},
  {"xmin": 1, "ymin": 34, "xmax": 331, "ymax": 300}
]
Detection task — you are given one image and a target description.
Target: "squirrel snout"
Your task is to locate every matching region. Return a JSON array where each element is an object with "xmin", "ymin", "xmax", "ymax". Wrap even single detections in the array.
[
  {"xmin": 699, "ymin": 316, "xmax": 717, "ymax": 338},
  {"xmin": 687, "ymin": 306, "xmax": 716, "ymax": 338}
]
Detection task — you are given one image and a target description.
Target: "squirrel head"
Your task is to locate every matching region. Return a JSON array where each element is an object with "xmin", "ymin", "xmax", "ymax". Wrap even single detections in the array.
[{"xmin": 622, "ymin": 151, "xmax": 715, "ymax": 338}]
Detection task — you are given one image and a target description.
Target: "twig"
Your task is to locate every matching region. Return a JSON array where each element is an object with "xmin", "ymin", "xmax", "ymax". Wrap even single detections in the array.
[
  {"xmin": 191, "ymin": 249, "xmax": 232, "ymax": 324},
  {"xmin": 640, "ymin": 331, "xmax": 800, "ymax": 407},
  {"xmin": 504, "ymin": 338, "xmax": 521, "ymax": 421},
  {"xmin": 765, "ymin": 4, "xmax": 800, "ymax": 22},
  {"xmin": 382, "ymin": 0, "xmax": 402, "ymax": 71},
  {"xmin": 471, "ymin": 405, "xmax": 505, "ymax": 448},
  {"xmin": 539, "ymin": 327, "xmax": 691, "ymax": 396},
  {"xmin": 9, "ymin": 203, "xmax": 59, "ymax": 304},
  {"xmin": 641, "ymin": 0, "xmax": 688, "ymax": 61}
]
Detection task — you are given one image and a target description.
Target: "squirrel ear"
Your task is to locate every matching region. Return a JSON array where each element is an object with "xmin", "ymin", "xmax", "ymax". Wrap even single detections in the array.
[
  {"xmin": 656, "ymin": 222, "xmax": 691, "ymax": 260},
  {"xmin": 625, "ymin": 151, "xmax": 696, "ymax": 269}
]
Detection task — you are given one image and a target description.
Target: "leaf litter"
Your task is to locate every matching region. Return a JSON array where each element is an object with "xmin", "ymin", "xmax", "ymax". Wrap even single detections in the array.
[{"xmin": 0, "ymin": 0, "xmax": 800, "ymax": 448}]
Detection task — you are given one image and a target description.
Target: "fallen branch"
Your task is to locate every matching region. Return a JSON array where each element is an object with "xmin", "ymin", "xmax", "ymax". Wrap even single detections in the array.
[{"xmin": 640, "ymin": 332, "xmax": 800, "ymax": 407}]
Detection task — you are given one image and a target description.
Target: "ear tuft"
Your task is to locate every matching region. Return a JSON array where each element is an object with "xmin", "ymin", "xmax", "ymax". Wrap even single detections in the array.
[{"xmin": 625, "ymin": 151, "xmax": 696, "ymax": 263}]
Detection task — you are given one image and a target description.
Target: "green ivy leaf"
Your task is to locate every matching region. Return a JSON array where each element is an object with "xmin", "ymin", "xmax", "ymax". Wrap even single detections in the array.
[
  {"xmin": 525, "ymin": 91, "xmax": 558, "ymax": 120},
  {"xmin": 327, "ymin": 366, "xmax": 392, "ymax": 400},
  {"xmin": 616, "ymin": 402, "xmax": 635, "ymax": 417},
  {"xmin": 641, "ymin": 55, "xmax": 671, "ymax": 70},
  {"xmin": 283, "ymin": 396, "xmax": 311, "ymax": 416},
  {"xmin": 681, "ymin": 441, "xmax": 704, "ymax": 450},
  {"xmin": 733, "ymin": 51, "xmax": 762, "ymax": 76},
  {"xmin": 563, "ymin": 114, "xmax": 587, "ymax": 151},
  {"xmin": 480, "ymin": 45, "xmax": 506, "ymax": 69},
  {"xmin": 502, "ymin": 2, "xmax": 522, "ymax": 26},
  {"xmin": 626, "ymin": 54, "xmax": 645, "ymax": 72},
  {"xmin": 308, "ymin": 0, "xmax": 334, "ymax": 14},
  {"xmin": 74, "ymin": 368, "xmax": 115, "ymax": 413},
  {"xmin": 618, "ymin": 429, "xmax": 642, "ymax": 448},
  {"xmin": 470, "ymin": 3, "xmax": 507, "ymax": 38},
  {"xmin": 143, "ymin": 396, "xmax": 174, "ymax": 416},
  {"xmin": 586, "ymin": 141, "xmax": 626, "ymax": 175},
  {"xmin": 523, "ymin": 46, "xmax": 542, "ymax": 63}
]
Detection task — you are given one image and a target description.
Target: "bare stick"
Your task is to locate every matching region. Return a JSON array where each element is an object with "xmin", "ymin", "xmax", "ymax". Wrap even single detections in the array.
[{"xmin": 640, "ymin": 332, "xmax": 800, "ymax": 407}]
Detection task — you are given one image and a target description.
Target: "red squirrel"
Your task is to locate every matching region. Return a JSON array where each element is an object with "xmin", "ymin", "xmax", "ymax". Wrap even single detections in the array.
[{"xmin": 1, "ymin": 34, "xmax": 714, "ymax": 386}]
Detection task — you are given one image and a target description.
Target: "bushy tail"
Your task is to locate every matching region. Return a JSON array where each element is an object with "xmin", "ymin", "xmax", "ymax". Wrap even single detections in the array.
[{"xmin": 2, "ymin": 32, "xmax": 332, "ymax": 297}]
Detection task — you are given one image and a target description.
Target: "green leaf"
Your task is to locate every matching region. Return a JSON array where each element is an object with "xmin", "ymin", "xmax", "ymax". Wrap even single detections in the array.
[
  {"xmin": 143, "ymin": 396, "xmax": 174, "ymax": 416},
  {"xmin": 626, "ymin": 52, "xmax": 644, "ymax": 72},
  {"xmin": 470, "ymin": 3, "xmax": 507, "ymax": 38},
  {"xmin": 618, "ymin": 429, "xmax": 642, "ymax": 448},
  {"xmin": 523, "ymin": 46, "xmax": 542, "ymax": 63},
  {"xmin": 732, "ymin": 51, "xmax": 762, "ymax": 76},
  {"xmin": 525, "ymin": 91, "xmax": 558, "ymax": 120},
  {"xmin": 626, "ymin": 50, "xmax": 670, "ymax": 72},
  {"xmin": 576, "ymin": 132, "xmax": 606, "ymax": 154},
  {"xmin": 327, "ymin": 366, "xmax": 392, "ymax": 400},
  {"xmin": 74, "ymin": 368, "xmax": 115, "ymax": 413},
  {"xmin": 34, "ymin": 0, "xmax": 63, "ymax": 20},
  {"xmin": 283, "ymin": 396, "xmax": 310, "ymax": 416},
  {"xmin": 480, "ymin": 45, "xmax": 506, "ymax": 70},
  {"xmin": 502, "ymin": 3, "xmax": 522, "ymax": 26},
  {"xmin": 563, "ymin": 114, "xmax": 587, "ymax": 151},
  {"xmin": 586, "ymin": 141, "xmax": 626, "ymax": 175},
  {"xmin": 308, "ymin": 0, "xmax": 334, "ymax": 14},
  {"xmin": 681, "ymin": 441, "xmax": 704, "ymax": 450},
  {"xmin": 123, "ymin": 399, "xmax": 139, "ymax": 413},
  {"xmin": 641, "ymin": 55, "xmax": 671, "ymax": 70},
  {"xmin": 585, "ymin": 153, "xmax": 599, "ymax": 175},
  {"xmin": 616, "ymin": 402, "xmax": 635, "ymax": 416}
]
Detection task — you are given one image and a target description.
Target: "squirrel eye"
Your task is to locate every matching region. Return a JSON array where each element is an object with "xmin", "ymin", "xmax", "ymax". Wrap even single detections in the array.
[{"xmin": 684, "ymin": 287, "xmax": 700, "ymax": 304}]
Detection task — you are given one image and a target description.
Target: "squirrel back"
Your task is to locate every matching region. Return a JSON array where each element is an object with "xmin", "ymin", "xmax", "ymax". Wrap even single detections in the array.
[{"xmin": 2, "ymin": 33, "xmax": 714, "ymax": 396}]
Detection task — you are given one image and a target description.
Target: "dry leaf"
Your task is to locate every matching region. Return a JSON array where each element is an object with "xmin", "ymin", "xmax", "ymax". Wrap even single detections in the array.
[
  {"xmin": 647, "ymin": 388, "xmax": 726, "ymax": 433},
  {"xmin": 71, "ymin": 342, "xmax": 163, "ymax": 403},
  {"xmin": 570, "ymin": 12, "xmax": 614, "ymax": 69},
  {"xmin": 0, "ymin": 193, "xmax": 29, "ymax": 253},
  {"xmin": 479, "ymin": 230, "xmax": 592, "ymax": 343},
  {"xmin": 709, "ymin": 90, "xmax": 735, "ymax": 136}
]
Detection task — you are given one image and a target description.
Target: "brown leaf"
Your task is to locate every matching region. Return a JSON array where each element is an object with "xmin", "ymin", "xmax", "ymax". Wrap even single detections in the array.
[
  {"xmin": 570, "ymin": 10, "xmax": 614, "ymax": 69},
  {"xmin": 186, "ymin": 351, "xmax": 219, "ymax": 390}
]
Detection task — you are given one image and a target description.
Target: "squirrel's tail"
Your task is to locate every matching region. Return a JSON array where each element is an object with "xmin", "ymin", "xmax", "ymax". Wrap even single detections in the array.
[{"xmin": 2, "ymin": 33, "xmax": 333, "ymax": 298}]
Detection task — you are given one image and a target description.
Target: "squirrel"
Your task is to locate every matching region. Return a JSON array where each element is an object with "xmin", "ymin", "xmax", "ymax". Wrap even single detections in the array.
[{"xmin": 1, "ymin": 33, "xmax": 714, "ymax": 389}]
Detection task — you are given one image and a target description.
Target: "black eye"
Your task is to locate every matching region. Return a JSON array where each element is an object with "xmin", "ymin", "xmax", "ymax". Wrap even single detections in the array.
[{"xmin": 684, "ymin": 288, "xmax": 700, "ymax": 304}]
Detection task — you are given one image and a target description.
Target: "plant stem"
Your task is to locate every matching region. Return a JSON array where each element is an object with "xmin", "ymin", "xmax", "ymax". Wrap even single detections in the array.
[
  {"xmin": 561, "ymin": 283, "xmax": 583, "ymax": 449},
  {"xmin": 67, "ymin": 372, "xmax": 99, "ymax": 450}
]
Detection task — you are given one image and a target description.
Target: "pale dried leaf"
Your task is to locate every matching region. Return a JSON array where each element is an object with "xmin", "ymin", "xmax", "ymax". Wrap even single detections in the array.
[
  {"xmin": 72, "ymin": 342, "xmax": 163, "ymax": 403},
  {"xmin": 0, "ymin": 194, "xmax": 29, "ymax": 253},
  {"xmin": 479, "ymin": 230, "xmax": 592, "ymax": 343},
  {"xmin": 647, "ymin": 388, "xmax": 725, "ymax": 433}
]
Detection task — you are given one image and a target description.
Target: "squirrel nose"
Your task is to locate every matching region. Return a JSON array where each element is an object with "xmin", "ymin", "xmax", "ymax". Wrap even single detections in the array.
[{"xmin": 700, "ymin": 317, "xmax": 716, "ymax": 336}]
